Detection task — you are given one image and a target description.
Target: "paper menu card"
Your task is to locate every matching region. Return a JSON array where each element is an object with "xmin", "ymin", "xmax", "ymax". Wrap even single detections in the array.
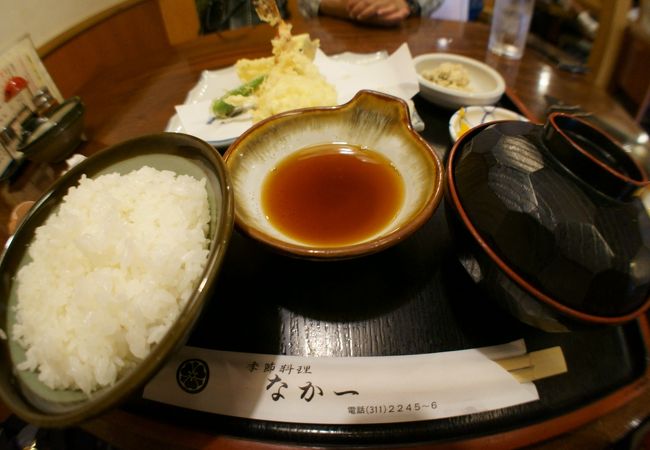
[{"xmin": 0, "ymin": 35, "xmax": 63, "ymax": 128}]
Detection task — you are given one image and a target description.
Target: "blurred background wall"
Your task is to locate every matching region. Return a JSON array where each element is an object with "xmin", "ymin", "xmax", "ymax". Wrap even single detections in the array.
[{"xmin": 0, "ymin": 0, "xmax": 124, "ymax": 51}]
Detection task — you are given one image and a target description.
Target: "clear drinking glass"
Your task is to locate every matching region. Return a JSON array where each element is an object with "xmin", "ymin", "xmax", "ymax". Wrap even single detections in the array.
[{"xmin": 488, "ymin": 0, "xmax": 535, "ymax": 60}]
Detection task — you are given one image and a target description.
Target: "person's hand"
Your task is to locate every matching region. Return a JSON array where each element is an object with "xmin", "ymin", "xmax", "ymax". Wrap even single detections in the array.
[{"xmin": 345, "ymin": 0, "xmax": 410, "ymax": 25}]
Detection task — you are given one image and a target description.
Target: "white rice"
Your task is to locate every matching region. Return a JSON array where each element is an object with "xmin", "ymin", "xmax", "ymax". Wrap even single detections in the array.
[{"xmin": 12, "ymin": 166, "xmax": 210, "ymax": 395}]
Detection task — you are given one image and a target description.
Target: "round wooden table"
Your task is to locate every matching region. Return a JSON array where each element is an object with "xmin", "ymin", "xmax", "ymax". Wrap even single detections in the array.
[{"xmin": 1, "ymin": 15, "xmax": 649, "ymax": 450}]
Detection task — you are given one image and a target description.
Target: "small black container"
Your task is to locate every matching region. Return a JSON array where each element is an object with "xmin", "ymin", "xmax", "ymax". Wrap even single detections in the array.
[{"xmin": 18, "ymin": 97, "xmax": 85, "ymax": 163}]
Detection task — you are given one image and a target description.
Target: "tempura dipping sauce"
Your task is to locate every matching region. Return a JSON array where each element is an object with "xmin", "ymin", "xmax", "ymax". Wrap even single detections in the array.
[{"xmin": 262, "ymin": 143, "xmax": 404, "ymax": 246}]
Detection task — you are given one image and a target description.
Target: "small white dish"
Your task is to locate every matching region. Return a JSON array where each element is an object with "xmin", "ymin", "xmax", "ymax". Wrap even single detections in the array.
[
  {"xmin": 449, "ymin": 106, "xmax": 529, "ymax": 142},
  {"xmin": 413, "ymin": 53, "xmax": 506, "ymax": 109}
]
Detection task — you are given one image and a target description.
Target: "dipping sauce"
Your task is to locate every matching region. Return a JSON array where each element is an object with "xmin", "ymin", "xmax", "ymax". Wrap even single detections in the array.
[{"xmin": 262, "ymin": 143, "xmax": 404, "ymax": 246}]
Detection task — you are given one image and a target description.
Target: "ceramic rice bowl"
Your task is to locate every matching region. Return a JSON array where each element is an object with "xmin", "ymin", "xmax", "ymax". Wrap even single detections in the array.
[{"xmin": 0, "ymin": 132, "xmax": 234, "ymax": 427}]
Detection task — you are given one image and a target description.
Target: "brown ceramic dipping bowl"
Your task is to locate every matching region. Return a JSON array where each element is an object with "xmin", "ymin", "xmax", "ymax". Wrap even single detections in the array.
[
  {"xmin": 223, "ymin": 90, "xmax": 444, "ymax": 260},
  {"xmin": 445, "ymin": 113, "xmax": 650, "ymax": 332},
  {"xmin": 0, "ymin": 132, "xmax": 234, "ymax": 427}
]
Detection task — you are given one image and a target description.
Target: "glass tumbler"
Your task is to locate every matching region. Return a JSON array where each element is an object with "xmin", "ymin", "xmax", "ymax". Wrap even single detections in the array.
[{"xmin": 488, "ymin": 0, "xmax": 535, "ymax": 60}]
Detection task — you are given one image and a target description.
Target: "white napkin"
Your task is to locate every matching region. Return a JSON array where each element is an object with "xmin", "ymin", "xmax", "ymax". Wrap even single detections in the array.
[{"xmin": 174, "ymin": 43, "xmax": 419, "ymax": 144}]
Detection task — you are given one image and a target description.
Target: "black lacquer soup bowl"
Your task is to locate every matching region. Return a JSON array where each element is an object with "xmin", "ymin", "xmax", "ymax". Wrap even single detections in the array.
[{"xmin": 445, "ymin": 113, "xmax": 650, "ymax": 332}]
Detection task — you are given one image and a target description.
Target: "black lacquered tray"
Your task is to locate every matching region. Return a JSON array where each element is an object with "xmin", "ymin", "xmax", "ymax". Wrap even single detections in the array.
[{"xmin": 130, "ymin": 94, "xmax": 650, "ymax": 446}]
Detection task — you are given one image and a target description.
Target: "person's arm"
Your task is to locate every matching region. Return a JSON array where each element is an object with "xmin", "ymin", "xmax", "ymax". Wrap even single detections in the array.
[
  {"xmin": 320, "ymin": 0, "xmax": 410, "ymax": 25},
  {"xmin": 318, "ymin": 0, "xmax": 353, "ymax": 19},
  {"xmin": 299, "ymin": 0, "xmax": 415, "ymax": 25}
]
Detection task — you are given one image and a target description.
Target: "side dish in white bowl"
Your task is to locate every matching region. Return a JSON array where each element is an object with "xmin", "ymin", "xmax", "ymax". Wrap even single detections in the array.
[{"xmin": 414, "ymin": 53, "xmax": 506, "ymax": 109}]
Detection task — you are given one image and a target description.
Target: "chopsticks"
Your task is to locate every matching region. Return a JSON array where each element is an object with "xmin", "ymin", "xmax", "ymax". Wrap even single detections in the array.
[{"xmin": 495, "ymin": 346, "xmax": 568, "ymax": 383}]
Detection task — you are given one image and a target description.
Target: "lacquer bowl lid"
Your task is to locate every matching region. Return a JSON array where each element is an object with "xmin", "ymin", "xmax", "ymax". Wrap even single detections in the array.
[{"xmin": 446, "ymin": 113, "xmax": 650, "ymax": 326}]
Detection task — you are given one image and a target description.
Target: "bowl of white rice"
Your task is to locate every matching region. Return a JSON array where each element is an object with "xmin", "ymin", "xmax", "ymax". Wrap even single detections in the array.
[{"xmin": 0, "ymin": 132, "xmax": 234, "ymax": 427}]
